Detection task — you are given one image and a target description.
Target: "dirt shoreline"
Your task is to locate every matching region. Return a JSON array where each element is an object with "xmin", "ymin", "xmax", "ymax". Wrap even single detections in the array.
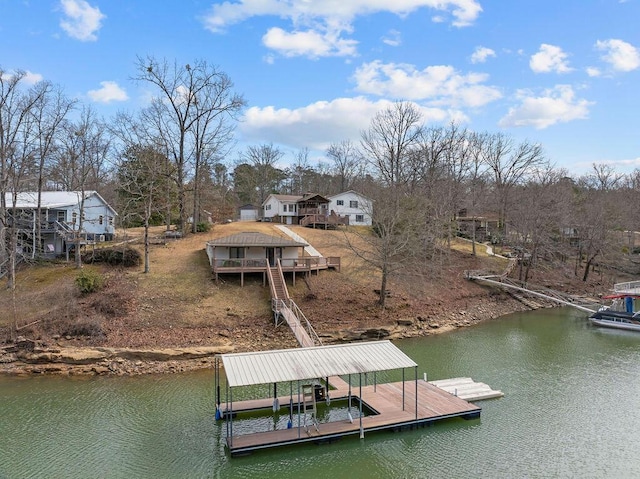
[{"xmin": 0, "ymin": 291, "xmax": 540, "ymax": 377}]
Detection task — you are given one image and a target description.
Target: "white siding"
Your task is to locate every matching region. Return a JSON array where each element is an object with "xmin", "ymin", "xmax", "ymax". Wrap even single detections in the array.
[{"xmin": 329, "ymin": 191, "xmax": 372, "ymax": 226}]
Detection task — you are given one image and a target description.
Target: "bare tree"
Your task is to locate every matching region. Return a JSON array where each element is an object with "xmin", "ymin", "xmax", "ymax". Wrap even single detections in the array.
[
  {"xmin": 357, "ymin": 101, "xmax": 425, "ymax": 306},
  {"xmin": 56, "ymin": 106, "xmax": 110, "ymax": 268},
  {"xmin": 327, "ymin": 140, "xmax": 361, "ymax": 192},
  {"xmin": 30, "ymin": 84, "xmax": 76, "ymax": 257},
  {"xmin": 0, "ymin": 69, "xmax": 52, "ymax": 292},
  {"xmin": 360, "ymin": 102, "xmax": 423, "ymax": 189},
  {"xmin": 480, "ymin": 132, "xmax": 546, "ymax": 240},
  {"xmin": 134, "ymin": 56, "xmax": 244, "ymax": 235},
  {"xmin": 239, "ymin": 143, "xmax": 285, "ymax": 205}
]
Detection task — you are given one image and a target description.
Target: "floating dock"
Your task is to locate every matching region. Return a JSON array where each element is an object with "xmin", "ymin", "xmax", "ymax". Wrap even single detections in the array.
[
  {"xmin": 214, "ymin": 342, "xmax": 494, "ymax": 456},
  {"xmin": 429, "ymin": 377, "xmax": 504, "ymax": 401},
  {"xmin": 222, "ymin": 378, "xmax": 481, "ymax": 455}
]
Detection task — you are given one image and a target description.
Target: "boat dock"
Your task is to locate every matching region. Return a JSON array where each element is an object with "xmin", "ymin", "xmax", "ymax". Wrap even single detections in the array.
[
  {"xmin": 223, "ymin": 378, "xmax": 481, "ymax": 455},
  {"xmin": 215, "ymin": 341, "xmax": 492, "ymax": 456}
]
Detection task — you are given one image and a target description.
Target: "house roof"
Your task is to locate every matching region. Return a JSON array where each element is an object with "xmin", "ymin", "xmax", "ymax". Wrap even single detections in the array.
[
  {"xmin": 220, "ymin": 340, "xmax": 418, "ymax": 387},
  {"xmin": 206, "ymin": 232, "xmax": 308, "ymax": 248},
  {"xmin": 328, "ymin": 190, "xmax": 371, "ymax": 201},
  {"xmin": 5, "ymin": 191, "xmax": 117, "ymax": 215},
  {"xmin": 261, "ymin": 194, "xmax": 302, "ymax": 207},
  {"xmin": 298, "ymin": 193, "xmax": 330, "ymax": 203}
]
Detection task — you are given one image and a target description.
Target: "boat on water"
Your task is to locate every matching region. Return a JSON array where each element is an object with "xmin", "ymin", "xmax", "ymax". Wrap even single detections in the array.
[
  {"xmin": 589, "ymin": 281, "xmax": 640, "ymax": 332},
  {"xmin": 589, "ymin": 309, "xmax": 640, "ymax": 332}
]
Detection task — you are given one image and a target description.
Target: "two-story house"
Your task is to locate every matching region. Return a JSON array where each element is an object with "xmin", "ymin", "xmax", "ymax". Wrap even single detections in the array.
[
  {"xmin": 328, "ymin": 191, "xmax": 372, "ymax": 226},
  {"xmin": 262, "ymin": 191, "xmax": 370, "ymax": 227},
  {"xmin": 5, "ymin": 190, "xmax": 118, "ymax": 258}
]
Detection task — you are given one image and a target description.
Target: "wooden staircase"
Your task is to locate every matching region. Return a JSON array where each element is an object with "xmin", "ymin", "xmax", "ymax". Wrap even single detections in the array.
[{"xmin": 268, "ymin": 266, "xmax": 289, "ymax": 301}]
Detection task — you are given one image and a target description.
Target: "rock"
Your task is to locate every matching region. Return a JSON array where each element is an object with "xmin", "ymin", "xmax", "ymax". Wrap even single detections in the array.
[{"xmin": 396, "ymin": 318, "xmax": 414, "ymax": 326}]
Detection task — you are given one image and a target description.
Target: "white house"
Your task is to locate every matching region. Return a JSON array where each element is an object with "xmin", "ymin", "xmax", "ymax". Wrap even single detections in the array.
[
  {"xmin": 5, "ymin": 190, "xmax": 118, "ymax": 257},
  {"xmin": 262, "ymin": 194, "xmax": 300, "ymax": 224},
  {"xmin": 328, "ymin": 191, "xmax": 372, "ymax": 226}
]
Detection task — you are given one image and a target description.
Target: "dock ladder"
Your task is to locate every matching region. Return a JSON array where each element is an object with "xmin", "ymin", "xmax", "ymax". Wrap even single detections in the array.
[{"xmin": 302, "ymin": 384, "xmax": 319, "ymax": 433}]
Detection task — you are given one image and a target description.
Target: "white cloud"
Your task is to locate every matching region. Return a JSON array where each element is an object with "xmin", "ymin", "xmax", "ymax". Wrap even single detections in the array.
[
  {"xmin": 595, "ymin": 39, "xmax": 640, "ymax": 72},
  {"xmin": 0, "ymin": 70, "xmax": 44, "ymax": 85},
  {"xmin": 352, "ymin": 60, "xmax": 502, "ymax": 108},
  {"xmin": 239, "ymin": 97, "xmax": 457, "ymax": 151},
  {"xmin": 262, "ymin": 27, "xmax": 357, "ymax": 58},
  {"xmin": 530, "ymin": 44, "xmax": 572, "ymax": 74},
  {"xmin": 586, "ymin": 66, "xmax": 601, "ymax": 77},
  {"xmin": 382, "ymin": 29, "xmax": 402, "ymax": 47},
  {"xmin": 24, "ymin": 71, "xmax": 44, "ymax": 84},
  {"xmin": 203, "ymin": 1, "xmax": 481, "ymax": 57},
  {"xmin": 87, "ymin": 81, "xmax": 128, "ymax": 103},
  {"xmin": 470, "ymin": 46, "xmax": 495, "ymax": 64},
  {"xmin": 498, "ymin": 85, "xmax": 592, "ymax": 129},
  {"xmin": 59, "ymin": 0, "xmax": 105, "ymax": 42}
]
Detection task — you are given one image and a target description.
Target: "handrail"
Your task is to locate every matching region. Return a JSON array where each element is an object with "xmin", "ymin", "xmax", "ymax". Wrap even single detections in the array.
[
  {"xmin": 266, "ymin": 265, "xmax": 278, "ymax": 301},
  {"xmin": 287, "ymin": 299, "xmax": 323, "ymax": 346},
  {"xmin": 614, "ymin": 281, "xmax": 640, "ymax": 293}
]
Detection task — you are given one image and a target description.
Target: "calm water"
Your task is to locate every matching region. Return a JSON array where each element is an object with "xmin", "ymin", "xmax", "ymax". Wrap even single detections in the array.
[{"xmin": 2, "ymin": 308, "xmax": 640, "ymax": 478}]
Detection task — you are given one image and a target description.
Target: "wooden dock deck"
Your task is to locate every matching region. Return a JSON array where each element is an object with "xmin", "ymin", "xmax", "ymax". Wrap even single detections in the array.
[{"xmin": 223, "ymin": 379, "xmax": 481, "ymax": 455}]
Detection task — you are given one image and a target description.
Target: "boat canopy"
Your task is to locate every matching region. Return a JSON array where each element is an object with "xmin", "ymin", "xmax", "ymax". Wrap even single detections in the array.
[{"xmin": 219, "ymin": 340, "xmax": 418, "ymax": 387}]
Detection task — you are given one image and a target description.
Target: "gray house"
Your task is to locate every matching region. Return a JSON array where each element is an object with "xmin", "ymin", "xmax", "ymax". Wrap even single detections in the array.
[{"xmin": 5, "ymin": 190, "xmax": 118, "ymax": 257}]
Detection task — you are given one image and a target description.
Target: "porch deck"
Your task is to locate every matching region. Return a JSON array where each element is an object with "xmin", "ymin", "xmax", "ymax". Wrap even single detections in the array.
[{"xmin": 211, "ymin": 256, "xmax": 340, "ymax": 279}]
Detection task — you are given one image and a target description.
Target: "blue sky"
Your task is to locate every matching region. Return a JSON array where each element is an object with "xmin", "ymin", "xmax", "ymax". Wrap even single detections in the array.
[{"xmin": 1, "ymin": 0, "xmax": 639, "ymax": 174}]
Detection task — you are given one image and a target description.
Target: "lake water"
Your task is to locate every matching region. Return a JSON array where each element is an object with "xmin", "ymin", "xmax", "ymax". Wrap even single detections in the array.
[{"xmin": 2, "ymin": 308, "xmax": 640, "ymax": 478}]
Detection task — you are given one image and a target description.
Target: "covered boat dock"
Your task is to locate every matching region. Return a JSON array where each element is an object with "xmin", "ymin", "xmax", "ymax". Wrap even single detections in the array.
[{"xmin": 214, "ymin": 341, "xmax": 481, "ymax": 455}]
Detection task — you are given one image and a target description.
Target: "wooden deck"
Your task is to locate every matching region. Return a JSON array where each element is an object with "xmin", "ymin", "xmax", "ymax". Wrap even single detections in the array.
[{"xmin": 222, "ymin": 379, "xmax": 481, "ymax": 455}]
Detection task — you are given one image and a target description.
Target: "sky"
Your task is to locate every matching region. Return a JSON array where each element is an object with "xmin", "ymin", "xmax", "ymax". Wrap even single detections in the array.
[{"xmin": 1, "ymin": 0, "xmax": 639, "ymax": 175}]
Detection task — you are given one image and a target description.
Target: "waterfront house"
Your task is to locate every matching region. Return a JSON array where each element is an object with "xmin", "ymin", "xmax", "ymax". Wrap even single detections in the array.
[
  {"xmin": 5, "ymin": 190, "xmax": 117, "ymax": 258},
  {"xmin": 205, "ymin": 231, "xmax": 340, "ymax": 285}
]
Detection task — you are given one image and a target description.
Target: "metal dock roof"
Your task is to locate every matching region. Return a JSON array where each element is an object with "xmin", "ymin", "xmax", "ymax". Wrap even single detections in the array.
[{"xmin": 220, "ymin": 340, "xmax": 417, "ymax": 387}]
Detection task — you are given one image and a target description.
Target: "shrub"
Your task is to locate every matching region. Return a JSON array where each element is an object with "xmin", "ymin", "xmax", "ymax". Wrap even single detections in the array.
[
  {"xmin": 82, "ymin": 246, "xmax": 141, "ymax": 267},
  {"xmin": 75, "ymin": 270, "xmax": 104, "ymax": 295},
  {"xmin": 196, "ymin": 222, "xmax": 211, "ymax": 233},
  {"xmin": 59, "ymin": 318, "xmax": 105, "ymax": 339}
]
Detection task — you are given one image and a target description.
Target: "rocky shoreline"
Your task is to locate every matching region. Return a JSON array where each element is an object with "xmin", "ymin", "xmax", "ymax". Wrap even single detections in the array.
[{"xmin": 0, "ymin": 293, "xmax": 538, "ymax": 377}]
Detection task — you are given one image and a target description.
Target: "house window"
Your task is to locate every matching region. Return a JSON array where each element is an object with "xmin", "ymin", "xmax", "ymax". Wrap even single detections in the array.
[
  {"xmin": 229, "ymin": 247, "xmax": 245, "ymax": 259},
  {"xmin": 108, "ymin": 216, "xmax": 113, "ymax": 225},
  {"xmin": 355, "ymin": 214, "xmax": 364, "ymax": 223},
  {"xmin": 57, "ymin": 211, "xmax": 66, "ymax": 222},
  {"xmin": 265, "ymin": 204, "xmax": 271, "ymax": 210},
  {"xmin": 350, "ymin": 200, "xmax": 358, "ymax": 208},
  {"xmin": 72, "ymin": 212, "xmax": 77, "ymax": 224},
  {"xmin": 99, "ymin": 215, "xmax": 103, "ymax": 225},
  {"xmin": 336, "ymin": 200, "xmax": 344, "ymax": 206}
]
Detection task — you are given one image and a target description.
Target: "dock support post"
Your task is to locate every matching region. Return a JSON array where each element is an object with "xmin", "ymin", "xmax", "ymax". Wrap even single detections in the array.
[
  {"xmin": 359, "ymin": 373, "xmax": 364, "ymax": 439},
  {"xmin": 297, "ymin": 381, "xmax": 301, "ymax": 438}
]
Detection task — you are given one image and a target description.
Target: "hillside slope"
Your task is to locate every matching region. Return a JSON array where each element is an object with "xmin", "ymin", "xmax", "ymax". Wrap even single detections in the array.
[{"xmin": 0, "ymin": 222, "xmax": 623, "ymax": 373}]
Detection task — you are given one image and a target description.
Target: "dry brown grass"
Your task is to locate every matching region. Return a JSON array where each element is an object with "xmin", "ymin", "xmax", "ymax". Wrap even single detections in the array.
[{"xmin": 3, "ymin": 220, "xmax": 615, "ymax": 352}]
